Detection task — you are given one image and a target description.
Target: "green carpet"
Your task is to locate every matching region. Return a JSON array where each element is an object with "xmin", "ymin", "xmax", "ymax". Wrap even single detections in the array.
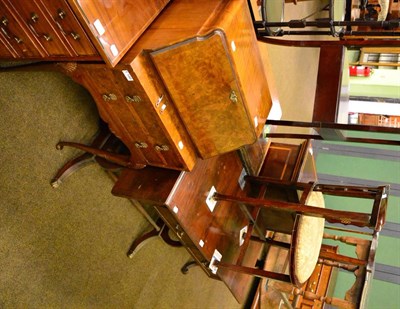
[{"xmin": 0, "ymin": 68, "xmax": 241, "ymax": 309}]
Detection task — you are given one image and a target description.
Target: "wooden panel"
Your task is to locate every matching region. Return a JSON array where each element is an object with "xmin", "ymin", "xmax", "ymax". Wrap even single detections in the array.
[
  {"xmin": 0, "ymin": 35, "xmax": 15, "ymax": 57},
  {"xmin": 7, "ymin": 0, "xmax": 72, "ymax": 56},
  {"xmin": 115, "ymin": 57, "xmax": 197, "ymax": 171},
  {"xmin": 112, "ymin": 166, "xmax": 181, "ymax": 204},
  {"xmin": 255, "ymin": 142, "xmax": 310, "ymax": 234},
  {"xmin": 214, "ymin": 0, "xmax": 271, "ymax": 137},
  {"xmin": 238, "ymin": 137, "xmax": 270, "ymax": 176},
  {"xmin": 151, "ymin": 31, "xmax": 256, "ymax": 158},
  {"xmin": 67, "ymin": 0, "xmax": 170, "ymax": 66},
  {"xmin": 313, "ymin": 45, "xmax": 345, "ymax": 122},
  {"xmin": 37, "ymin": 0, "xmax": 98, "ymax": 56},
  {"xmin": 0, "ymin": 1, "xmax": 43, "ymax": 58},
  {"xmin": 259, "ymin": 143, "xmax": 302, "ymax": 181}
]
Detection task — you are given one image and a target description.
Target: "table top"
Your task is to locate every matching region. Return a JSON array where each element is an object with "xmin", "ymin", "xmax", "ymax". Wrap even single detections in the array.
[
  {"xmin": 165, "ymin": 152, "xmax": 264, "ymax": 303},
  {"xmin": 113, "ymin": 150, "xmax": 264, "ymax": 303}
]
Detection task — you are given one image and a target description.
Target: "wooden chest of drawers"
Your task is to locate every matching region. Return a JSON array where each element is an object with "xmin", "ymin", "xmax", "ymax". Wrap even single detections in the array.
[
  {"xmin": 0, "ymin": 0, "xmax": 98, "ymax": 59},
  {"xmin": 63, "ymin": 62, "xmax": 198, "ymax": 171},
  {"xmin": 0, "ymin": 0, "xmax": 170, "ymax": 63}
]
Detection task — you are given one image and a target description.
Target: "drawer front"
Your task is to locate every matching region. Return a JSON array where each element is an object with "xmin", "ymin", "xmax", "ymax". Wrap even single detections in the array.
[
  {"xmin": 82, "ymin": 67, "xmax": 187, "ymax": 170},
  {"xmin": 7, "ymin": 0, "xmax": 72, "ymax": 56},
  {"xmin": 123, "ymin": 93, "xmax": 184, "ymax": 169},
  {"xmin": 0, "ymin": 35, "xmax": 14, "ymax": 57},
  {"xmin": 81, "ymin": 69, "xmax": 148, "ymax": 166},
  {"xmin": 114, "ymin": 65, "xmax": 197, "ymax": 171},
  {"xmin": 103, "ymin": 95, "xmax": 172, "ymax": 168},
  {"xmin": 0, "ymin": 3, "xmax": 42, "ymax": 58},
  {"xmin": 37, "ymin": 0, "xmax": 97, "ymax": 56}
]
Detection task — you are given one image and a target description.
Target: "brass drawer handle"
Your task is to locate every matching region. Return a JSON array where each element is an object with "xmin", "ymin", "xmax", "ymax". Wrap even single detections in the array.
[
  {"xmin": 31, "ymin": 13, "xmax": 39, "ymax": 23},
  {"xmin": 135, "ymin": 141, "xmax": 148, "ymax": 149},
  {"xmin": 1, "ymin": 16, "xmax": 8, "ymax": 26},
  {"xmin": 229, "ymin": 90, "xmax": 238, "ymax": 103},
  {"xmin": 1, "ymin": 17, "xmax": 22, "ymax": 43},
  {"xmin": 28, "ymin": 13, "xmax": 52, "ymax": 41},
  {"xmin": 70, "ymin": 32, "xmax": 80, "ymax": 40},
  {"xmin": 53, "ymin": 9, "xmax": 67, "ymax": 34},
  {"xmin": 155, "ymin": 144, "xmax": 169, "ymax": 152},
  {"xmin": 175, "ymin": 224, "xmax": 184, "ymax": 239},
  {"xmin": 1, "ymin": 26, "xmax": 10, "ymax": 39},
  {"xmin": 125, "ymin": 95, "xmax": 142, "ymax": 103},
  {"xmin": 57, "ymin": 9, "xmax": 66, "ymax": 20},
  {"xmin": 102, "ymin": 93, "xmax": 117, "ymax": 101},
  {"xmin": 43, "ymin": 34, "xmax": 52, "ymax": 41}
]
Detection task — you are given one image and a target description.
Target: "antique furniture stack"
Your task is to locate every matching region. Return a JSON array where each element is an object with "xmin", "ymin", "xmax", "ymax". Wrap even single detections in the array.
[
  {"xmin": 0, "ymin": 0, "xmax": 271, "ymax": 172},
  {"xmin": 0, "ymin": 0, "xmax": 393, "ymax": 307}
]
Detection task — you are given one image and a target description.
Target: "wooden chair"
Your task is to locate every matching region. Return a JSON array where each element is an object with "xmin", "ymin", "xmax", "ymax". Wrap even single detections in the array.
[{"xmin": 208, "ymin": 178, "xmax": 389, "ymax": 308}]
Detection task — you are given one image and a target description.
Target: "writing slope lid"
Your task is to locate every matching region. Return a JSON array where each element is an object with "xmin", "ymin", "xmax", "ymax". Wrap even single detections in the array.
[{"xmin": 150, "ymin": 31, "xmax": 257, "ymax": 159}]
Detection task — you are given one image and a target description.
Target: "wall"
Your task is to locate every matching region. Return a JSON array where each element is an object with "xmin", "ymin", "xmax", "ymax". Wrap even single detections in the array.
[{"xmin": 349, "ymin": 69, "xmax": 400, "ymax": 99}]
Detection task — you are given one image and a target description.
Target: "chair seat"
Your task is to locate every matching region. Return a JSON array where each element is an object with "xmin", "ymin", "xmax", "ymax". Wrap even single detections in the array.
[{"xmin": 292, "ymin": 191, "xmax": 325, "ymax": 285}]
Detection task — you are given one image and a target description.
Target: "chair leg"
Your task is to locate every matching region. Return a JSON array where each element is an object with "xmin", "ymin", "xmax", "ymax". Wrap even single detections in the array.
[
  {"xmin": 181, "ymin": 260, "xmax": 199, "ymax": 274},
  {"xmin": 127, "ymin": 219, "xmax": 182, "ymax": 258},
  {"xmin": 55, "ymin": 141, "xmax": 134, "ymax": 168},
  {"xmin": 215, "ymin": 261, "xmax": 291, "ymax": 282},
  {"xmin": 51, "ymin": 121, "xmax": 113, "ymax": 187}
]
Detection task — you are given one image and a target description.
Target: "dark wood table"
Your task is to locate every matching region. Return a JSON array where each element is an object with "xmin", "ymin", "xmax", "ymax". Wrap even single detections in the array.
[{"xmin": 112, "ymin": 149, "xmax": 265, "ymax": 303}]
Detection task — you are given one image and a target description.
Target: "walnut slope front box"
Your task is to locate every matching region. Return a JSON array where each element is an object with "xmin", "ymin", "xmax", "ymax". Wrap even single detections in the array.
[{"xmin": 119, "ymin": 0, "xmax": 272, "ymax": 159}]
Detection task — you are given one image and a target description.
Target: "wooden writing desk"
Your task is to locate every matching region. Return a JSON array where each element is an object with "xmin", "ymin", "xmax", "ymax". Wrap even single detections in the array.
[{"xmin": 112, "ymin": 150, "xmax": 264, "ymax": 303}]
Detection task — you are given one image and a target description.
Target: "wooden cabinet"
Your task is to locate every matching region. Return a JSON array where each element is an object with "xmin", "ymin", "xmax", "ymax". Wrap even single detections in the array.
[
  {"xmin": 61, "ymin": 62, "xmax": 198, "ymax": 171},
  {"xmin": 0, "ymin": 0, "xmax": 170, "ymax": 62},
  {"xmin": 121, "ymin": 0, "xmax": 271, "ymax": 159},
  {"xmin": 0, "ymin": 0, "xmax": 98, "ymax": 59}
]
